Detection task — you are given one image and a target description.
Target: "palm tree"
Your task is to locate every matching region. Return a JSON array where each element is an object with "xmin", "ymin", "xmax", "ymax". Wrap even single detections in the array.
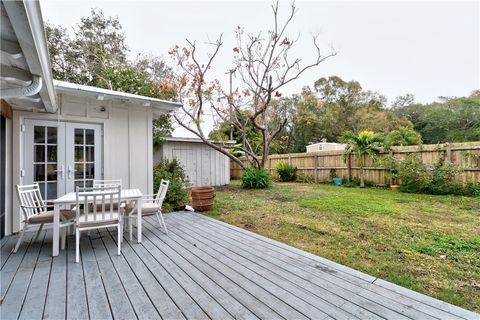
[{"xmin": 342, "ymin": 130, "xmax": 384, "ymax": 188}]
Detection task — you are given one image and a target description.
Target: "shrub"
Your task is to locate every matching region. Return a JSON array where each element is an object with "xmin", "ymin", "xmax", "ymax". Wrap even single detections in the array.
[
  {"xmin": 275, "ymin": 162, "xmax": 297, "ymax": 182},
  {"xmin": 297, "ymin": 172, "xmax": 314, "ymax": 183},
  {"xmin": 420, "ymin": 161, "xmax": 463, "ymax": 195},
  {"xmin": 241, "ymin": 167, "xmax": 272, "ymax": 189},
  {"xmin": 153, "ymin": 158, "xmax": 190, "ymax": 207},
  {"xmin": 397, "ymin": 155, "xmax": 427, "ymax": 193}
]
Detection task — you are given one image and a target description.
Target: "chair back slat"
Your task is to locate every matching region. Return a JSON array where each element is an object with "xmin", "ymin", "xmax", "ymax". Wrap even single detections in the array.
[
  {"xmin": 155, "ymin": 179, "xmax": 170, "ymax": 207},
  {"xmin": 76, "ymin": 186, "xmax": 121, "ymax": 225},
  {"xmin": 16, "ymin": 184, "xmax": 46, "ymax": 221},
  {"xmin": 93, "ymin": 179, "xmax": 122, "ymax": 190}
]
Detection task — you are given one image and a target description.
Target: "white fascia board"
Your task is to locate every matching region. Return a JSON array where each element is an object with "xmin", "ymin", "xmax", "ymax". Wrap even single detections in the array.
[
  {"xmin": 165, "ymin": 136, "xmax": 236, "ymax": 145},
  {"xmin": 3, "ymin": 0, "xmax": 58, "ymax": 113},
  {"xmin": 54, "ymin": 80, "xmax": 182, "ymax": 113}
]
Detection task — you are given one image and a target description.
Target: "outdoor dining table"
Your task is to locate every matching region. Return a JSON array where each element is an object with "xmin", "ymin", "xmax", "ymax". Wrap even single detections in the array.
[{"xmin": 51, "ymin": 188, "xmax": 143, "ymax": 256}]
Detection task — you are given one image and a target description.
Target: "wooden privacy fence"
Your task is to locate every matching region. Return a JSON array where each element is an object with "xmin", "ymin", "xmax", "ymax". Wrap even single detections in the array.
[{"xmin": 230, "ymin": 142, "xmax": 480, "ymax": 185}]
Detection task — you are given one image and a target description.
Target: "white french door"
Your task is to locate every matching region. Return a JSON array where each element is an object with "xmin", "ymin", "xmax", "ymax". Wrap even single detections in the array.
[{"xmin": 24, "ymin": 120, "xmax": 103, "ymax": 200}]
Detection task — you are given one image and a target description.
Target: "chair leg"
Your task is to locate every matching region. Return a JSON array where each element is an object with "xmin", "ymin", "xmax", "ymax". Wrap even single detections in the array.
[
  {"xmin": 117, "ymin": 224, "xmax": 121, "ymax": 256},
  {"xmin": 13, "ymin": 227, "xmax": 26, "ymax": 253},
  {"xmin": 129, "ymin": 218, "xmax": 133, "ymax": 241},
  {"xmin": 76, "ymin": 229, "xmax": 80, "ymax": 263},
  {"xmin": 33, "ymin": 224, "xmax": 44, "ymax": 242},
  {"xmin": 156, "ymin": 212, "xmax": 168, "ymax": 235},
  {"xmin": 61, "ymin": 227, "xmax": 67, "ymax": 250}
]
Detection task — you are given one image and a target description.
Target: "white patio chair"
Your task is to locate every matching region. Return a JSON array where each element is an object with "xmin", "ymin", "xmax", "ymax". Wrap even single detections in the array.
[
  {"xmin": 74, "ymin": 186, "xmax": 124, "ymax": 263},
  {"xmin": 93, "ymin": 179, "xmax": 122, "ymax": 189},
  {"xmin": 125, "ymin": 179, "xmax": 169, "ymax": 240},
  {"xmin": 15, "ymin": 183, "xmax": 75, "ymax": 253}
]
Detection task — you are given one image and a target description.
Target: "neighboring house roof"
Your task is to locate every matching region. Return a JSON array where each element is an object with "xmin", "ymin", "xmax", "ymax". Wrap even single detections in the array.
[
  {"xmin": 1, "ymin": 0, "xmax": 57, "ymax": 112},
  {"xmin": 165, "ymin": 137, "xmax": 236, "ymax": 144},
  {"xmin": 54, "ymin": 80, "xmax": 182, "ymax": 113}
]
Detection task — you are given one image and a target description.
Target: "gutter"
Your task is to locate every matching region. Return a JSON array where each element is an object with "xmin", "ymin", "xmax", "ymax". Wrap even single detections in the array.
[
  {"xmin": 0, "ymin": 75, "xmax": 42, "ymax": 98},
  {"xmin": 3, "ymin": 0, "xmax": 58, "ymax": 113}
]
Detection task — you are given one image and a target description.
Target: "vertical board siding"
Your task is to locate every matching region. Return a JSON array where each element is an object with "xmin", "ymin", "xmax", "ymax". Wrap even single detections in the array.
[
  {"xmin": 156, "ymin": 141, "xmax": 231, "ymax": 187},
  {"xmin": 231, "ymin": 142, "xmax": 480, "ymax": 185}
]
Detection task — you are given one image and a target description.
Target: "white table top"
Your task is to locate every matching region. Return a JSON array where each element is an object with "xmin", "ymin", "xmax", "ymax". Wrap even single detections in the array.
[{"xmin": 52, "ymin": 188, "xmax": 142, "ymax": 204}]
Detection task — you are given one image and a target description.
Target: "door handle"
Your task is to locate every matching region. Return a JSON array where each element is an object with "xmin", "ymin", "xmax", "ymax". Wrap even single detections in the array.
[
  {"xmin": 55, "ymin": 165, "xmax": 65, "ymax": 179},
  {"xmin": 68, "ymin": 165, "xmax": 77, "ymax": 179}
]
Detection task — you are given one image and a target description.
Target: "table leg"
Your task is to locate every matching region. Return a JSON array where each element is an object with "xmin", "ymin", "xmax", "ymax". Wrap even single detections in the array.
[
  {"xmin": 137, "ymin": 198, "xmax": 142, "ymax": 243},
  {"xmin": 53, "ymin": 204, "xmax": 60, "ymax": 256}
]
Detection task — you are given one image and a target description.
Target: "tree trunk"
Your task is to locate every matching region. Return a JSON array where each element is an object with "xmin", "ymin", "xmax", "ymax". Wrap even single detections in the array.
[{"xmin": 360, "ymin": 155, "xmax": 365, "ymax": 188}]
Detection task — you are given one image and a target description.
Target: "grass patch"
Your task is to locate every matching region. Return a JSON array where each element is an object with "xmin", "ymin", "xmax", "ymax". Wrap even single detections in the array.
[{"xmin": 206, "ymin": 181, "xmax": 480, "ymax": 312}]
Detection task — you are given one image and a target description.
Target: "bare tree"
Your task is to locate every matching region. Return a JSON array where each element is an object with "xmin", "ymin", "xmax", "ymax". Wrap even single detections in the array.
[{"xmin": 169, "ymin": 1, "xmax": 336, "ymax": 169}]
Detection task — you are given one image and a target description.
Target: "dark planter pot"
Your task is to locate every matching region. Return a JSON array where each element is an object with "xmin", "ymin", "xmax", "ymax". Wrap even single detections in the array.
[
  {"xmin": 332, "ymin": 177, "xmax": 343, "ymax": 186},
  {"xmin": 191, "ymin": 186, "xmax": 215, "ymax": 212}
]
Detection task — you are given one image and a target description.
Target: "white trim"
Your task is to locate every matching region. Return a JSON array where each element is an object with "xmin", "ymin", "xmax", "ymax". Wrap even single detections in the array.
[
  {"xmin": 54, "ymin": 80, "xmax": 182, "ymax": 112},
  {"xmin": 5, "ymin": 118, "xmax": 12, "ymax": 236}
]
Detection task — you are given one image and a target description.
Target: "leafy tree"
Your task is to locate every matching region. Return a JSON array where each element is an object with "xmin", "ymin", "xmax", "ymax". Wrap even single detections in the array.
[
  {"xmin": 383, "ymin": 127, "xmax": 422, "ymax": 147},
  {"xmin": 341, "ymin": 130, "xmax": 383, "ymax": 188},
  {"xmin": 45, "ymin": 9, "xmax": 175, "ymax": 145},
  {"xmin": 394, "ymin": 91, "xmax": 480, "ymax": 143}
]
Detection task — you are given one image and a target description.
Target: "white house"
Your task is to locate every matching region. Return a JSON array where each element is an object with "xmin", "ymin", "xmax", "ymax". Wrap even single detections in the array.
[
  {"xmin": 154, "ymin": 137, "xmax": 234, "ymax": 187},
  {"xmin": 306, "ymin": 139, "xmax": 347, "ymax": 153},
  {"xmin": 0, "ymin": 1, "xmax": 181, "ymax": 237}
]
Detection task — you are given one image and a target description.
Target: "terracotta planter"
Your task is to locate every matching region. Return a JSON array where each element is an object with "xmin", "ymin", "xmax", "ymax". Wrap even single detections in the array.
[
  {"xmin": 390, "ymin": 185, "xmax": 399, "ymax": 191},
  {"xmin": 191, "ymin": 186, "xmax": 215, "ymax": 211}
]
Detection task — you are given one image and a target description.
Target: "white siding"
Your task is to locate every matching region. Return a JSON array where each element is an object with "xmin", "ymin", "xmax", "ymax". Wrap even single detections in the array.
[
  {"xmin": 156, "ymin": 141, "xmax": 230, "ymax": 187},
  {"xmin": 9, "ymin": 93, "xmax": 156, "ymax": 233}
]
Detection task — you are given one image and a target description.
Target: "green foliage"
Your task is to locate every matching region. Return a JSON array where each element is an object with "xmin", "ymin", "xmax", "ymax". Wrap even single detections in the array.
[
  {"xmin": 393, "ymin": 91, "xmax": 480, "ymax": 144},
  {"xmin": 383, "ymin": 127, "xmax": 422, "ymax": 147},
  {"xmin": 153, "ymin": 158, "xmax": 190, "ymax": 207},
  {"xmin": 275, "ymin": 162, "xmax": 298, "ymax": 182},
  {"xmin": 395, "ymin": 155, "xmax": 479, "ymax": 196},
  {"xmin": 341, "ymin": 130, "xmax": 384, "ymax": 187},
  {"xmin": 241, "ymin": 167, "xmax": 272, "ymax": 189},
  {"xmin": 296, "ymin": 172, "xmax": 314, "ymax": 183}
]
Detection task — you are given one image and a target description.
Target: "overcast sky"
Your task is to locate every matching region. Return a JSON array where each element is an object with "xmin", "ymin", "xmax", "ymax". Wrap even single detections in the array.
[{"xmin": 40, "ymin": 0, "xmax": 479, "ymax": 136}]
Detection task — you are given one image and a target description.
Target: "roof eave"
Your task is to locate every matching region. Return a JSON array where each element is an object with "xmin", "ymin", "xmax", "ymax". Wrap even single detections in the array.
[{"xmin": 3, "ymin": 0, "xmax": 58, "ymax": 113}]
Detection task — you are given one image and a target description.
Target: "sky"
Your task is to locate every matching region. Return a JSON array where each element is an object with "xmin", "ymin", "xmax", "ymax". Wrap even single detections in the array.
[{"xmin": 40, "ymin": 0, "xmax": 480, "ymax": 136}]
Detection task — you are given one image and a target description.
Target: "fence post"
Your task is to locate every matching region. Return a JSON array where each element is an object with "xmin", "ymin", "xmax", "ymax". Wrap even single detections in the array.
[
  {"xmin": 445, "ymin": 146, "xmax": 452, "ymax": 162},
  {"xmin": 314, "ymin": 155, "xmax": 318, "ymax": 183},
  {"xmin": 288, "ymin": 155, "xmax": 292, "ymax": 166}
]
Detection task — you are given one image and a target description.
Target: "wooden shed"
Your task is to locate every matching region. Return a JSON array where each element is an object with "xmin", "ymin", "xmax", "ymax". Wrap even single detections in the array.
[{"xmin": 154, "ymin": 137, "xmax": 234, "ymax": 187}]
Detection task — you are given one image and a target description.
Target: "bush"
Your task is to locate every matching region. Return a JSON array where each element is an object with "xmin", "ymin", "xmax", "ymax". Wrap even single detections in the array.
[
  {"xmin": 241, "ymin": 167, "xmax": 272, "ymax": 189},
  {"xmin": 153, "ymin": 158, "xmax": 190, "ymax": 208},
  {"xmin": 396, "ymin": 155, "xmax": 427, "ymax": 193},
  {"xmin": 420, "ymin": 161, "xmax": 463, "ymax": 195},
  {"xmin": 297, "ymin": 172, "xmax": 314, "ymax": 183},
  {"xmin": 275, "ymin": 162, "xmax": 297, "ymax": 182}
]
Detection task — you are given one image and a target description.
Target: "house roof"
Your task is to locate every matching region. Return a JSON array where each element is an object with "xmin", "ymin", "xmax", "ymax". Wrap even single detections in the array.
[
  {"xmin": 1, "ymin": 0, "xmax": 57, "ymax": 112},
  {"xmin": 54, "ymin": 80, "xmax": 182, "ymax": 112}
]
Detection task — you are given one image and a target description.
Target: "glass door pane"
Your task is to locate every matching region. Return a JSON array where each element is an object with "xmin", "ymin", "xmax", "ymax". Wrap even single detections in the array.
[
  {"xmin": 66, "ymin": 123, "xmax": 102, "ymax": 193},
  {"xmin": 24, "ymin": 120, "xmax": 66, "ymax": 202}
]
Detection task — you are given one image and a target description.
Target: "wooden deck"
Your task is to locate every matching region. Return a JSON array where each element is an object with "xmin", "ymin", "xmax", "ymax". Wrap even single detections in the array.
[{"xmin": 1, "ymin": 212, "xmax": 478, "ymax": 320}]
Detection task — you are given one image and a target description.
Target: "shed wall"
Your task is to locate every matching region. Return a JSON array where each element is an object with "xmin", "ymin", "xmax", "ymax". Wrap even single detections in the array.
[
  {"xmin": 156, "ymin": 141, "xmax": 230, "ymax": 187},
  {"xmin": 9, "ymin": 93, "xmax": 154, "ymax": 233}
]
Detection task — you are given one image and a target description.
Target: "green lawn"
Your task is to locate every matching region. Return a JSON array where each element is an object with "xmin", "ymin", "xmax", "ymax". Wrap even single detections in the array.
[{"xmin": 204, "ymin": 181, "xmax": 480, "ymax": 312}]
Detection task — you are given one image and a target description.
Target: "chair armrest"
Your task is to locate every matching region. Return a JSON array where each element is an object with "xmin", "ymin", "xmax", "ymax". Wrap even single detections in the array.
[{"xmin": 20, "ymin": 204, "xmax": 47, "ymax": 210}]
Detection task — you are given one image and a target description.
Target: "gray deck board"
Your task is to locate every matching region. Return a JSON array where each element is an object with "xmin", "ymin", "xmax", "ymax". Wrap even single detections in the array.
[
  {"xmin": 180, "ymin": 212, "xmax": 474, "ymax": 320},
  {"xmin": 1, "ymin": 211, "xmax": 478, "ymax": 320}
]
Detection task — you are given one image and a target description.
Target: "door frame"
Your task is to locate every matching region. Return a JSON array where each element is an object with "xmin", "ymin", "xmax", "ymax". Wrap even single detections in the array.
[{"xmin": 23, "ymin": 119, "xmax": 104, "ymax": 199}]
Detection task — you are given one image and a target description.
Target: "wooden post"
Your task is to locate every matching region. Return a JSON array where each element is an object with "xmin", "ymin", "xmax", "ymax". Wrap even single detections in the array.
[
  {"xmin": 1, "ymin": 99, "xmax": 13, "ymax": 119},
  {"xmin": 445, "ymin": 146, "xmax": 452, "ymax": 162},
  {"xmin": 314, "ymin": 155, "xmax": 318, "ymax": 183}
]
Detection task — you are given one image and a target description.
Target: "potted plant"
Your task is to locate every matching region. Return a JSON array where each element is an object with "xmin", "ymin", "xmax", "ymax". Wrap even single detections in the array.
[{"xmin": 330, "ymin": 169, "xmax": 343, "ymax": 186}]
